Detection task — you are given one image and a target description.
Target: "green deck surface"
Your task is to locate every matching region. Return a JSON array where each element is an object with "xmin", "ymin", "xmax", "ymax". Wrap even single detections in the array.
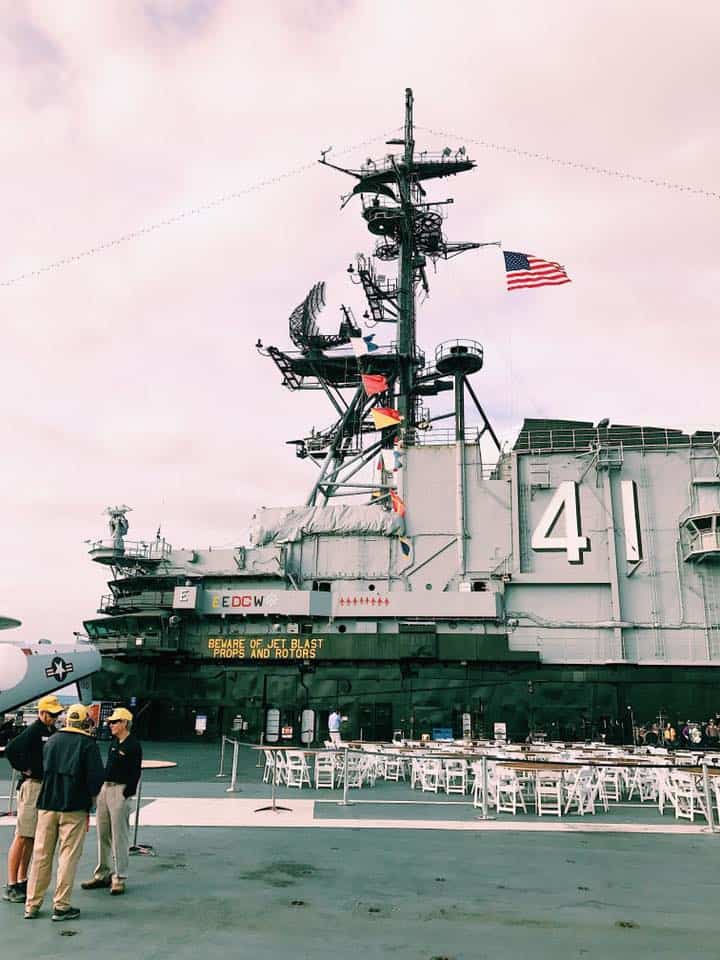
[{"xmin": 2, "ymin": 740, "xmax": 719, "ymax": 958}]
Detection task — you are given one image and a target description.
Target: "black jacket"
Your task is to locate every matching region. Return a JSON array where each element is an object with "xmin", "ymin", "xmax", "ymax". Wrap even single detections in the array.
[
  {"xmin": 37, "ymin": 729, "xmax": 104, "ymax": 813},
  {"xmin": 104, "ymin": 734, "xmax": 143, "ymax": 798},
  {"xmin": 5, "ymin": 719, "xmax": 55, "ymax": 784}
]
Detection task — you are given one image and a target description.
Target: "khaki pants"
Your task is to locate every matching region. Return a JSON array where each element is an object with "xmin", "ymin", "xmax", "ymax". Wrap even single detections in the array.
[
  {"xmin": 26, "ymin": 810, "xmax": 87, "ymax": 911},
  {"xmin": 15, "ymin": 779, "xmax": 42, "ymax": 838},
  {"xmin": 92, "ymin": 782, "xmax": 131, "ymax": 881}
]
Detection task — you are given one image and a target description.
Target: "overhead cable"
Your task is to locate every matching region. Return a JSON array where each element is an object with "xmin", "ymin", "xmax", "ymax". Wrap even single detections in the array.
[
  {"xmin": 0, "ymin": 130, "xmax": 398, "ymax": 289},
  {"xmin": 4, "ymin": 125, "xmax": 716, "ymax": 290},
  {"xmin": 417, "ymin": 125, "xmax": 720, "ymax": 201}
]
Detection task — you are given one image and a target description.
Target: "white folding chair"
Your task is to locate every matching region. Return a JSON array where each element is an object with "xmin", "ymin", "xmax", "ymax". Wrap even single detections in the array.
[
  {"xmin": 535, "ymin": 771, "xmax": 563, "ymax": 817},
  {"xmin": 496, "ymin": 768, "xmax": 527, "ymax": 814},
  {"xmin": 285, "ymin": 750, "xmax": 311, "ymax": 789},
  {"xmin": 419, "ymin": 759, "xmax": 442, "ymax": 793},
  {"xmin": 599, "ymin": 767, "xmax": 623, "ymax": 802},
  {"xmin": 273, "ymin": 750, "xmax": 288, "ymax": 785},
  {"xmin": 314, "ymin": 752, "xmax": 336, "ymax": 789},
  {"xmin": 444, "ymin": 759, "xmax": 468, "ymax": 795},
  {"xmin": 471, "ymin": 761, "xmax": 497, "ymax": 810},
  {"xmin": 262, "ymin": 749, "xmax": 275, "ymax": 784},
  {"xmin": 383, "ymin": 756, "xmax": 403, "ymax": 782},
  {"xmin": 670, "ymin": 770, "xmax": 708, "ymax": 822}
]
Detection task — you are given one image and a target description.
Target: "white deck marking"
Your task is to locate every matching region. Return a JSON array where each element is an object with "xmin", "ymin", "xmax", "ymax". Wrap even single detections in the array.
[
  {"xmin": 113, "ymin": 797, "xmax": 712, "ymax": 834},
  {"xmin": 0, "ymin": 795, "xmax": 713, "ymax": 834}
]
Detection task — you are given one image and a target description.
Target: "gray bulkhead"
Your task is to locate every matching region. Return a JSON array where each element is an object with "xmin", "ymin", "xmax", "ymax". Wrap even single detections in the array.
[{"xmin": 504, "ymin": 444, "xmax": 720, "ymax": 665}]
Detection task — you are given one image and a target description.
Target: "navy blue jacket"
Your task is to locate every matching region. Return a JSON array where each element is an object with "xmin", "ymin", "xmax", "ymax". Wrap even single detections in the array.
[
  {"xmin": 37, "ymin": 730, "xmax": 104, "ymax": 812},
  {"xmin": 5, "ymin": 719, "xmax": 55, "ymax": 783}
]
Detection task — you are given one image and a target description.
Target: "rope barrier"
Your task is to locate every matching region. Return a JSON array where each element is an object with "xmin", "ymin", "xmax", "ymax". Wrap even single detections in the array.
[
  {"xmin": 247, "ymin": 741, "xmax": 720, "ymax": 833},
  {"xmin": 248, "ymin": 741, "xmax": 720, "ymax": 771}
]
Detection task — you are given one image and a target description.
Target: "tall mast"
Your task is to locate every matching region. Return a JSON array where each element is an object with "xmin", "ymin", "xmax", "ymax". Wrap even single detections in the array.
[
  {"xmin": 397, "ymin": 87, "xmax": 416, "ymax": 430},
  {"xmin": 260, "ymin": 89, "xmax": 498, "ymax": 505}
]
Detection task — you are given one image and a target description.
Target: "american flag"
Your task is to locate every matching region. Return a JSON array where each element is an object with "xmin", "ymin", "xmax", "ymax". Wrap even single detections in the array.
[{"xmin": 503, "ymin": 251, "xmax": 571, "ymax": 291}]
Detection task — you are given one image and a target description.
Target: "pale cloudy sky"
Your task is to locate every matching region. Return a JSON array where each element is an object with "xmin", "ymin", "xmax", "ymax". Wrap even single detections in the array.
[{"xmin": 1, "ymin": 1, "xmax": 718, "ymax": 641}]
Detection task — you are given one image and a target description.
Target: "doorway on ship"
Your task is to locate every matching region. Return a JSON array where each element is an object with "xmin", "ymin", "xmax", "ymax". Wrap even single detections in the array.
[
  {"xmin": 144, "ymin": 701, "xmax": 221, "ymax": 740},
  {"xmin": 357, "ymin": 703, "xmax": 393, "ymax": 743}
]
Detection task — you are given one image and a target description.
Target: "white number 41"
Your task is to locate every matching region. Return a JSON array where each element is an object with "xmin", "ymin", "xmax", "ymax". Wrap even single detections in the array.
[{"xmin": 531, "ymin": 481, "xmax": 589, "ymax": 564}]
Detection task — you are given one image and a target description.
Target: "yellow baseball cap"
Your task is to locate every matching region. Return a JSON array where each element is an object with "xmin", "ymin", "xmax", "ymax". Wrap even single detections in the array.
[
  {"xmin": 37, "ymin": 695, "xmax": 64, "ymax": 715},
  {"xmin": 107, "ymin": 707, "xmax": 133, "ymax": 723},
  {"xmin": 64, "ymin": 703, "xmax": 89, "ymax": 727}
]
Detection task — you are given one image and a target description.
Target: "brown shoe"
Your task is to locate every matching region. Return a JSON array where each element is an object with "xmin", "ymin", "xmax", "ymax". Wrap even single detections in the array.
[
  {"xmin": 81, "ymin": 878, "xmax": 111, "ymax": 890},
  {"xmin": 110, "ymin": 879, "xmax": 125, "ymax": 896}
]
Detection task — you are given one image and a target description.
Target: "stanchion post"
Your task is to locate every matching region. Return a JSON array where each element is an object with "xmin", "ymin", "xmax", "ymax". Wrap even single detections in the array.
[
  {"xmin": 481, "ymin": 755, "xmax": 489, "ymax": 820},
  {"xmin": 474, "ymin": 754, "xmax": 495, "ymax": 821},
  {"xmin": 270, "ymin": 750, "xmax": 278, "ymax": 810},
  {"xmin": 338, "ymin": 745, "xmax": 353, "ymax": 807},
  {"xmin": 702, "ymin": 761, "xmax": 715, "ymax": 834},
  {"xmin": 254, "ymin": 746, "xmax": 291, "ymax": 813},
  {"xmin": 216, "ymin": 736, "xmax": 227, "ymax": 778},
  {"xmin": 226, "ymin": 739, "xmax": 241, "ymax": 793},
  {"xmin": 130, "ymin": 774, "xmax": 142, "ymax": 853}
]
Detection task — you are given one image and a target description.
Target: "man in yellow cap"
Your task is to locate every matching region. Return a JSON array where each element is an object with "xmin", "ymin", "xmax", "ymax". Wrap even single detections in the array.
[
  {"xmin": 3, "ymin": 695, "xmax": 64, "ymax": 903},
  {"xmin": 24, "ymin": 703, "xmax": 104, "ymax": 921},
  {"xmin": 82, "ymin": 706, "xmax": 142, "ymax": 896}
]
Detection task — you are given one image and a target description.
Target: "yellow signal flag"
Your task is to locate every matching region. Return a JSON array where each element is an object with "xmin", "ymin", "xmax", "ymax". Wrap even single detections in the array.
[{"xmin": 371, "ymin": 407, "xmax": 403, "ymax": 430}]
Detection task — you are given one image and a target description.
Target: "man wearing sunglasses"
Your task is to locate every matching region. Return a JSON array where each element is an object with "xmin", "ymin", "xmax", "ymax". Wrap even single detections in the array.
[
  {"xmin": 81, "ymin": 707, "xmax": 142, "ymax": 897},
  {"xmin": 3, "ymin": 695, "xmax": 64, "ymax": 903}
]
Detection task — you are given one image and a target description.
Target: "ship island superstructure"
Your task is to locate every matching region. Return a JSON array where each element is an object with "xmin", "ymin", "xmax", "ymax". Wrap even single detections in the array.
[{"xmin": 84, "ymin": 92, "xmax": 720, "ymax": 741}]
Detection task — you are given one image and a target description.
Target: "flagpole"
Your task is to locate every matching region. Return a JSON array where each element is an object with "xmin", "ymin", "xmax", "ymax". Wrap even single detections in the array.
[{"xmin": 455, "ymin": 369, "xmax": 467, "ymax": 576}]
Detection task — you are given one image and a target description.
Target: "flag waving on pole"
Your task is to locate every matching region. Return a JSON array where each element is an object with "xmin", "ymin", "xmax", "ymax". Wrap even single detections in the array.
[
  {"xmin": 361, "ymin": 373, "xmax": 388, "ymax": 396},
  {"xmin": 349, "ymin": 334, "xmax": 379, "ymax": 357},
  {"xmin": 371, "ymin": 407, "xmax": 403, "ymax": 430},
  {"xmin": 390, "ymin": 491, "xmax": 406, "ymax": 517},
  {"xmin": 503, "ymin": 251, "xmax": 571, "ymax": 291}
]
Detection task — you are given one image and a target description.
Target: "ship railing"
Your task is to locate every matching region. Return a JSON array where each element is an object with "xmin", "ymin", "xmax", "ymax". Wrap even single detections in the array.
[
  {"xmin": 684, "ymin": 529, "xmax": 720, "ymax": 561},
  {"xmin": 434, "ymin": 339, "xmax": 484, "ymax": 363},
  {"xmin": 389, "ymin": 342, "xmax": 426, "ymax": 367},
  {"xmin": 407, "ymin": 423, "xmax": 500, "ymax": 452},
  {"xmin": 359, "ymin": 151, "xmax": 470, "ymax": 175},
  {"xmin": 98, "ymin": 591, "xmax": 175, "ymax": 613},
  {"xmin": 88, "ymin": 631, "xmax": 178, "ymax": 654},
  {"xmin": 88, "ymin": 538, "xmax": 172, "ymax": 561},
  {"xmin": 514, "ymin": 426, "xmax": 720, "ymax": 454}
]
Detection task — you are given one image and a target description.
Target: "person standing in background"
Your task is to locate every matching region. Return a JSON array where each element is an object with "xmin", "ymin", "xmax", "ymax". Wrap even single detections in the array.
[
  {"xmin": 3, "ymin": 695, "xmax": 64, "ymax": 903},
  {"xmin": 328, "ymin": 708, "xmax": 342, "ymax": 745},
  {"xmin": 24, "ymin": 704, "xmax": 104, "ymax": 922},
  {"xmin": 82, "ymin": 707, "xmax": 142, "ymax": 896}
]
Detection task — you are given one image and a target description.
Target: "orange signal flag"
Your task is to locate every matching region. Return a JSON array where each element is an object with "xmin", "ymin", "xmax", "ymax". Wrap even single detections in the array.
[
  {"xmin": 361, "ymin": 373, "xmax": 389, "ymax": 396},
  {"xmin": 390, "ymin": 490, "xmax": 406, "ymax": 517},
  {"xmin": 371, "ymin": 407, "xmax": 403, "ymax": 430}
]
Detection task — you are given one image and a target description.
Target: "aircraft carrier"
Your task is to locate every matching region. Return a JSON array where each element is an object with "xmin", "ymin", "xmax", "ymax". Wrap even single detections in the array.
[{"xmin": 83, "ymin": 90, "xmax": 720, "ymax": 741}]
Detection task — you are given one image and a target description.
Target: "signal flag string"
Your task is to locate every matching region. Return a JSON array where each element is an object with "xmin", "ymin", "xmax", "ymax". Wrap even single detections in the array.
[
  {"xmin": 3, "ymin": 125, "xmax": 717, "ymax": 289},
  {"xmin": 416, "ymin": 126, "xmax": 720, "ymax": 202},
  {"xmin": 0, "ymin": 129, "xmax": 399, "ymax": 290}
]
